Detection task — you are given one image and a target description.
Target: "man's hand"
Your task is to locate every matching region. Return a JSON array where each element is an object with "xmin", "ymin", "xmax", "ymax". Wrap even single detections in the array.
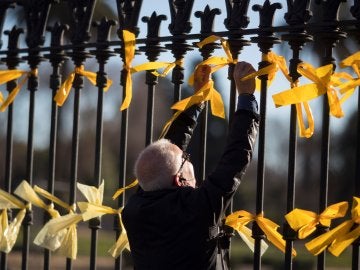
[
  {"xmin": 233, "ymin": 61, "xmax": 256, "ymax": 95},
  {"xmin": 193, "ymin": 65, "xmax": 211, "ymax": 93}
]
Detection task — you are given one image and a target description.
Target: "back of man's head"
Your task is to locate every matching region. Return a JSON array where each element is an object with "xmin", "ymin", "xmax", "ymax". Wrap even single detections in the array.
[{"xmin": 135, "ymin": 139, "xmax": 182, "ymax": 191}]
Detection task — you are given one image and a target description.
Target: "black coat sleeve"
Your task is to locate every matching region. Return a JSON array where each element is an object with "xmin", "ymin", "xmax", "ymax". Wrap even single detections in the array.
[{"xmin": 163, "ymin": 104, "xmax": 204, "ymax": 151}]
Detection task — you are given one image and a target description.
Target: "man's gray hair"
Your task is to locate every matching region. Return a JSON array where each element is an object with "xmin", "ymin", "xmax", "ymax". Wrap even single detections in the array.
[{"xmin": 134, "ymin": 139, "xmax": 182, "ymax": 191}]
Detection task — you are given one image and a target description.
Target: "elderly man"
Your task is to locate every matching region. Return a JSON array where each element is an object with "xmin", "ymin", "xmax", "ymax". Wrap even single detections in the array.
[{"xmin": 122, "ymin": 61, "xmax": 259, "ymax": 270}]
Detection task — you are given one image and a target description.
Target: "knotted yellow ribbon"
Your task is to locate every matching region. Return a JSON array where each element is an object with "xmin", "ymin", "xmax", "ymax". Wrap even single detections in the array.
[
  {"xmin": 225, "ymin": 210, "xmax": 296, "ymax": 256},
  {"xmin": 325, "ymin": 197, "xmax": 360, "ymax": 256},
  {"xmin": 338, "ymin": 51, "xmax": 360, "ymax": 103},
  {"xmin": 241, "ymin": 51, "xmax": 290, "ymax": 90},
  {"xmin": 192, "ymin": 35, "xmax": 237, "ymax": 81},
  {"xmin": 54, "ymin": 65, "xmax": 112, "ymax": 106},
  {"xmin": 76, "ymin": 181, "xmax": 130, "ymax": 257},
  {"xmin": 159, "ymin": 79, "xmax": 225, "ymax": 139},
  {"xmin": 0, "ymin": 188, "xmax": 27, "ymax": 253},
  {"xmin": 120, "ymin": 30, "xmax": 136, "ymax": 111},
  {"xmin": 77, "ymin": 180, "xmax": 118, "ymax": 220},
  {"xmin": 14, "ymin": 180, "xmax": 60, "ymax": 219},
  {"xmin": 32, "ymin": 185, "xmax": 82, "ymax": 259},
  {"xmin": 303, "ymin": 201, "xmax": 353, "ymax": 256},
  {"xmin": 0, "ymin": 69, "xmax": 38, "ymax": 112},
  {"xmin": 225, "ymin": 211, "xmax": 268, "ymax": 255},
  {"xmin": 14, "ymin": 180, "xmax": 75, "ymax": 255},
  {"xmin": 273, "ymin": 63, "xmax": 347, "ymax": 119},
  {"xmin": 131, "ymin": 59, "xmax": 183, "ymax": 78},
  {"xmin": 285, "ymin": 201, "xmax": 348, "ymax": 240},
  {"xmin": 109, "ymin": 210, "xmax": 131, "ymax": 258},
  {"xmin": 173, "ymin": 80, "xmax": 224, "ymax": 118}
]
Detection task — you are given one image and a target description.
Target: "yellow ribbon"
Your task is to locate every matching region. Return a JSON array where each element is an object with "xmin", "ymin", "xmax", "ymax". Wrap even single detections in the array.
[
  {"xmin": 285, "ymin": 201, "xmax": 348, "ymax": 240},
  {"xmin": 225, "ymin": 210, "xmax": 296, "ymax": 256},
  {"xmin": 159, "ymin": 80, "xmax": 225, "ymax": 139},
  {"xmin": 0, "ymin": 69, "xmax": 38, "ymax": 112},
  {"xmin": 241, "ymin": 51, "xmax": 291, "ymax": 90},
  {"xmin": 75, "ymin": 181, "xmax": 130, "ymax": 257},
  {"xmin": 14, "ymin": 180, "xmax": 61, "ymax": 219},
  {"xmin": 54, "ymin": 65, "xmax": 112, "ymax": 106},
  {"xmin": 77, "ymin": 180, "xmax": 119, "ymax": 221},
  {"xmin": 225, "ymin": 211, "xmax": 268, "ymax": 255},
  {"xmin": 273, "ymin": 63, "xmax": 347, "ymax": 118},
  {"xmin": 0, "ymin": 188, "xmax": 27, "ymax": 253},
  {"xmin": 192, "ymin": 35, "xmax": 237, "ymax": 79},
  {"xmin": 112, "ymin": 179, "xmax": 139, "ymax": 200},
  {"xmin": 121, "ymin": 29, "xmax": 185, "ymax": 110},
  {"xmin": 32, "ymin": 184, "xmax": 82, "ymax": 259},
  {"xmin": 303, "ymin": 200, "xmax": 353, "ymax": 256},
  {"xmin": 326, "ymin": 197, "xmax": 360, "ymax": 256},
  {"xmin": 338, "ymin": 51, "xmax": 360, "ymax": 103},
  {"xmin": 131, "ymin": 59, "xmax": 183, "ymax": 78},
  {"xmin": 109, "ymin": 210, "xmax": 131, "ymax": 258},
  {"xmin": 120, "ymin": 30, "xmax": 136, "ymax": 111},
  {"xmin": 158, "ymin": 36, "xmax": 235, "ymax": 138}
]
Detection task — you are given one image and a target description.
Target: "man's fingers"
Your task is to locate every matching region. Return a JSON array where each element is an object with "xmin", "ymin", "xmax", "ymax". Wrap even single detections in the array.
[{"xmin": 234, "ymin": 61, "xmax": 256, "ymax": 78}]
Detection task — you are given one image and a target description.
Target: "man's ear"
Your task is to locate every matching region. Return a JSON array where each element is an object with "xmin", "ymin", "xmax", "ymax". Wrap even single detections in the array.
[{"xmin": 173, "ymin": 174, "xmax": 182, "ymax": 187}]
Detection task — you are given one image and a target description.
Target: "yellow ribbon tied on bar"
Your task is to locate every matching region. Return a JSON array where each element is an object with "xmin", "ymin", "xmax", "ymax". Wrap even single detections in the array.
[
  {"xmin": 120, "ymin": 30, "xmax": 136, "ymax": 111},
  {"xmin": 31, "ymin": 185, "xmax": 82, "ymax": 259},
  {"xmin": 285, "ymin": 201, "xmax": 348, "ymax": 240},
  {"xmin": 0, "ymin": 69, "xmax": 38, "ymax": 112},
  {"xmin": 54, "ymin": 65, "xmax": 112, "ymax": 106},
  {"xmin": 109, "ymin": 210, "xmax": 131, "ymax": 258},
  {"xmin": 241, "ymin": 51, "xmax": 290, "ymax": 91},
  {"xmin": 131, "ymin": 59, "xmax": 183, "ymax": 78},
  {"xmin": 225, "ymin": 210, "xmax": 296, "ymax": 257},
  {"xmin": 327, "ymin": 197, "xmax": 360, "ymax": 256},
  {"xmin": 14, "ymin": 180, "xmax": 75, "ymax": 255},
  {"xmin": 75, "ymin": 180, "xmax": 131, "ymax": 257},
  {"xmin": 225, "ymin": 211, "xmax": 268, "ymax": 256},
  {"xmin": 338, "ymin": 51, "xmax": 360, "ymax": 103},
  {"xmin": 303, "ymin": 201, "xmax": 352, "ymax": 256},
  {"xmin": 273, "ymin": 63, "xmax": 346, "ymax": 119},
  {"xmin": 195, "ymin": 35, "xmax": 237, "ymax": 75},
  {"xmin": 77, "ymin": 180, "xmax": 119, "ymax": 221},
  {"xmin": 159, "ymin": 79, "xmax": 225, "ymax": 139},
  {"xmin": 0, "ymin": 188, "xmax": 27, "ymax": 253}
]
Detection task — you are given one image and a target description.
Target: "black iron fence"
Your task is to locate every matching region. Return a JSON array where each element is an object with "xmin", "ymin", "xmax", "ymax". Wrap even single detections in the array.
[{"xmin": 1, "ymin": 0, "xmax": 360, "ymax": 269}]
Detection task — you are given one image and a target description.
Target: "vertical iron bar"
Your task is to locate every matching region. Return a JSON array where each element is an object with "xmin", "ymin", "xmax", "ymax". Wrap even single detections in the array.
[
  {"xmin": 167, "ymin": 0, "xmax": 194, "ymax": 103},
  {"xmin": 250, "ymin": 2, "xmax": 281, "ymax": 269},
  {"xmin": 194, "ymin": 5, "xmax": 221, "ymax": 182},
  {"xmin": 44, "ymin": 22, "xmax": 67, "ymax": 270},
  {"xmin": 66, "ymin": 1, "xmax": 97, "ymax": 268},
  {"xmin": 313, "ymin": 2, "xmax": 345, "ymax": 269},
  {"xmin": 114, "ymin": 1, "xmax": 143, "ymax": 268},
  {"xmin": 282, "ymin": 2, "xmax": 312, "ymax": 268},
  {"xmin": 20, "ymin": 1, "xmax": 54, "ymax": 268},
  {"xmin": 89, "ymin": 18, "xmax": 116, "ymax": 270},
  {"xmin": 115, "ymin": 68, "xmax": 129, "ymax": 270},
  {"xmin": 223, "ymin": 1, "xmax": 251, "ymax": 266},
  {"xmin": 139, "ymin": 12, "xmax": 166, "ymax": 145},
  {"xmin": 1, "ymin": 26, "xmax": 23, "ymax": 270}
]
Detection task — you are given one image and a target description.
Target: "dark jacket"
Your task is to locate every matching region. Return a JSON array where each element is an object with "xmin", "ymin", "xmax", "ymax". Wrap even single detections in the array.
[{"xmin": 123, "ymin": 105, "xmax": 259, "ymax": 270}]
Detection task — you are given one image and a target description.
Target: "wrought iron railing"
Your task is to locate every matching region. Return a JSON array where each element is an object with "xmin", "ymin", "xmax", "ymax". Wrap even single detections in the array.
[{"xmin": 0, "ymin": 0, "xmax": 360, "ymax": 270}]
